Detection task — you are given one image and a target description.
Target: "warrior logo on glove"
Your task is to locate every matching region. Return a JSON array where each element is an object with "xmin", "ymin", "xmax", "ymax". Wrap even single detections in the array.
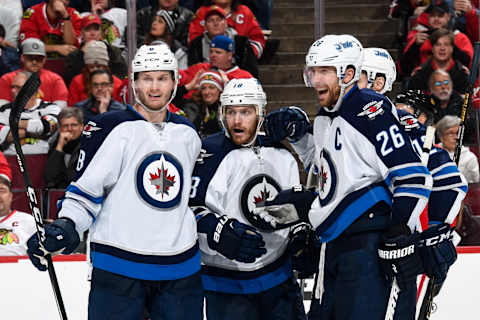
[
  {"xmin": 240, "ymin": 174, "xmax": 281, "ymax": 229},
  {"xmin": 136, "ymin": 152, "xmax": 184, "ymax": 209}
]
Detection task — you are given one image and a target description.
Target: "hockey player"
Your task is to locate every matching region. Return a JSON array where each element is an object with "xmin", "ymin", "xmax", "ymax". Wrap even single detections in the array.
[
  {"xmin": 357, "ymin": 47, "xmax": 397, "ymax": 95},
  {"xmin": 26, "ymin": 44, "xmax": 204, "ymax": 320},
  {"xmin": 255, "ymin": 34, "xmax": 433, "ymax": 319},
  {"xmin": 190, "ymin": 77, "xmax": 306, "ymax": 320}
]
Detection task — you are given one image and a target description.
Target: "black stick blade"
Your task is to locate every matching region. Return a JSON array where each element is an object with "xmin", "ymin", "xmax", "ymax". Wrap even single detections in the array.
[{"xmin": 8, "ymin": 72, "xmax": 41, "ymax": 131}]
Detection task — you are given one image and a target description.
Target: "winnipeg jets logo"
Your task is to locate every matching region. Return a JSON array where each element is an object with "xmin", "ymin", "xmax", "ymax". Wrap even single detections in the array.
[
  {"xmin": 149, "ymin": 161, "xmax": 176, "ymax": 198},
  {"xmin": 357, "ymin": 100, "xmax": 384, "ymax": 120},
  {"xmin": 196, "ymin": 148, "xmax": 214, "ymax": 164},
  {"xmin": 318, "ymin": 149, "xmax": 337, "ymax": 206},
  {"xmin": 136, "ymin": 152, "xmax": 183, "ymax": 209},
  {"xmin": 399, "ymin": 114, "xmax": 419, "ymax": 131},
  {"xmin": 82, "ymin": 121, "xmax": 102, "ymax": 137},
  {"xmin": 240, "ymin": 175, "xmax": 281, "ymax": 230}
]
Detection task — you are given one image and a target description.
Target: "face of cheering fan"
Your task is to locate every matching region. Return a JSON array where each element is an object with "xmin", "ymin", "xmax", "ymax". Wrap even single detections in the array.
[
  {"xmin": 225, "ymin": 105, "xmax": 257, "ymax": 145},
  {"xmin": 201, "ymin": 83, "xmax": 221, "ymax": 105},
  {"xmin": 135, "ymin": 71, "xmax": 175, "ymax": 111}
]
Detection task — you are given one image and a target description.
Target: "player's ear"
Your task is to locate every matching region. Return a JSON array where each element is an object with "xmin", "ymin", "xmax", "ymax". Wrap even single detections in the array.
[{"xmin": 343, "ymin": 67, "xmax": 355, "ymax": 84}]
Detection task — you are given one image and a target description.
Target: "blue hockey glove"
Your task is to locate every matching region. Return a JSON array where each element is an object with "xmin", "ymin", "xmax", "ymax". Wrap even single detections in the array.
[
  {"xmin": 264, "ymin": 106, "xmax": 311, "ymax": 143},
  {"xmin": 378, "ymin": 224, "xmax": 424, "ymax": 290},
  {"xmin": 203, "ymin": 214, "xmax": 267, "ymax": 263},
  {"xmin": 288, "ymin": 223, "xmax": 319, "ymax": 279},
  {"xmin": 27, "ymin": 218, "xmax": 80, "ymax": 271},
  {"xmin": 418, "ymin": 223, "xmax": 457, "ymax": 285},
  {"xmin": 252, "ymin": 185, "xmax": 316, "ymax": 229}
]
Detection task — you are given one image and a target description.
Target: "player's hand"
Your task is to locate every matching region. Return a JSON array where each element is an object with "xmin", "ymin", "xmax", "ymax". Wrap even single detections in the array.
[
  {"xmin": 264, "ymin": 106, "xmax": 310, "ymax": 143},
  {"xmin": 27, "ymin": 218, "xmax": 80, "ymax": 271},
  {"xmin": 378, "ymin": 225, "xmax": 423, "ymax": 290},
  {"xmin": 55, "ymin": 44, "xmax": 77, "ymax": 56},
  {"xmin": 418, "ymin": 223, "xmax": 457, "ymax": 285},
  {"xmin": 252, "ymin": 185, "xmax": 315, "ymax": 229},
  {"xmin": 415, "ymin": 32, "xmax": 428, "ymax": 45},
  {"xmin": 288, "ymin": 223, "xmax": 319, "ymax": 278},
  {"xmin": 207, "ymin": 215, "xmax": 267, "ymax": 263}
]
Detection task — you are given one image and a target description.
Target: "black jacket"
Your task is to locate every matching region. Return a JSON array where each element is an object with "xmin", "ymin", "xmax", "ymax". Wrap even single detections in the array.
[{"xmin": 44, "ymin": 136, "xmax": 81, "ymax": 189}]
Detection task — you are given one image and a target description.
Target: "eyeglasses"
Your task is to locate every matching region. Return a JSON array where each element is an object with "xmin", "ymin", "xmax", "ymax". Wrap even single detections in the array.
[
  {"xmin": 434, "ymin": 80, "xmax": 450, "ymax": 87},
  {"xmin": 23, "ymin": 55, "xmax": 45, "ymax": 62},
  {"xmin": 92, "ymin": 82, "xmax": 112, "ymax": 89},
  {"xmin": 60, "ymin": 123, "xmax": 81, "ymax": 130}
]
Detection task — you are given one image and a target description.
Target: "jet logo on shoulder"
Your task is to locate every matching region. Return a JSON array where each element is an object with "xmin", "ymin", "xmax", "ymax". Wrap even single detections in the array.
[
  {"xmin": 82, "ymin": 121, "xmax": 102, "ymax": 137},
  {"xmin": 357, "ymin": 100, "xmax": 384, "ymax": 120}
]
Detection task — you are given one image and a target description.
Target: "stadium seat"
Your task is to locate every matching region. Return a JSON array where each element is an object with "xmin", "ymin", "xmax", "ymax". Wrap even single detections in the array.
[
  {"xmin": 465, "ymin": 183, "xmax": 480, "ymax": 216},
  {"xmin": 11, "ymin": 188, "xmax": 43, "ymax": 217},
  {"xmin": 5, "ymin": 154, "xmax": 48, "ymax": 189},
  {"xmin": 46, "ymin": 189, "xmax": 66, "ymax": 219},
  {"xmin": 44, "ymin": 58, "xmax": 66, "ymax": 77}
]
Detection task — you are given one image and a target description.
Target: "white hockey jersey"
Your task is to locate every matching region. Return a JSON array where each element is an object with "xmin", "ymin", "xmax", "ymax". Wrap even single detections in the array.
[
  {"xmin": 291, "ymin": 86, "xmax": 433, "ymax": 242},
  {"xmin": 0, "ymin": 210, "xmax": 36, "ymax": 256},
  {"xmin": 0, "ymin": 99, "xmax": 60, "ymax": 155},
  {"xmin": 58, "ymin": 106, "xmax": 201, "ymax": 280},
  {"xmin": 190, "ymin": 133, "xmax": 299, "ymax": 294}
]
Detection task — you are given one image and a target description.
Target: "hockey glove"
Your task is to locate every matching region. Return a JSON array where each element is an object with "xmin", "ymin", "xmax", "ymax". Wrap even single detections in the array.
[
  {"xmin": 27, "ymin": 218, "xmax": 80, "ymax": 271},
  {"xmin": 264, "ymin": 106, "xmax": 311, "ymax": 143},
  {"xmin": 288, "ymin": 223, "xmax": 319, "ymax": 279},
  {"xmin": 418, "ymin": 223, "xmax": 457, "ymax": 285},
  {"xmin": 252, "ymin": 185, "xmax": 316, "ymax": 229},
  {"xmin": 202, "ymin": 214, "xmax": 267, "ymax": 263},
  {"xmin": 378, "ymin": 224, "xmax": 424, "ymax": 290}
]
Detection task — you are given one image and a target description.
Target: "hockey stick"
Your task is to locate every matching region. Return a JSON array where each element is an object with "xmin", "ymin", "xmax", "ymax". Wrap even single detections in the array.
[
  {"xmin": 8, "ymin": 72, "xmax": 68, "ymax": 320},
  {"xmin": 386, "ymin": 124, "xmax": 435, "ymax": 320},
  {"xmin": 417, "ymin": 41, "xmax": 480, "ymax": 320}
]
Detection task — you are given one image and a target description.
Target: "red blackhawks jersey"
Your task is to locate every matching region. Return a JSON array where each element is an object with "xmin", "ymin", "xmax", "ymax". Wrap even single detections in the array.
[
  {"xmin": 0, "ymin": 211, "xmax": 36, "ymax": 256},
  {"xmin": 188, "ymin": 5, "xmax": 265, "ymax": 58},
  {"xmin": 19, "ymin": 2, "xmax": 82, "ymax": 47}
]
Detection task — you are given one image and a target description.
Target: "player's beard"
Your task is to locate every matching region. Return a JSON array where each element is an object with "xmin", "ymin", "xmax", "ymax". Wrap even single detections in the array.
[{"xmin": 317, "ymin": 84, "xmax": 341, "ymax": 108}]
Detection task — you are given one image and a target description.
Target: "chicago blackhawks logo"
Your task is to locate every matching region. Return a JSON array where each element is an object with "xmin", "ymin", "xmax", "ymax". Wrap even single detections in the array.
[
  {"xmin": 240, "ymin": 175, "xmax": 281, "ymax": 230},
  {"xmin": 136, "ymin": 152, "xmax": 183, "ymax": 209},
  {"xmin": 318, "ymin": 149, "xmax": 337, "ymax": 206}
]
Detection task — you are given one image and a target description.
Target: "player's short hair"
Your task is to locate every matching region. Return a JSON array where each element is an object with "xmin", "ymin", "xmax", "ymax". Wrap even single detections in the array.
[
  {"xmin": 436, "ymin": 115, "xmax": 461, "ymax": 138},
  {"xmin": 59, "ymin": 107, "xmax": 84, "ymax": 125},
  {"xmin": 430, "ymin": 28, "xmax": 454, "ymax": 47}
]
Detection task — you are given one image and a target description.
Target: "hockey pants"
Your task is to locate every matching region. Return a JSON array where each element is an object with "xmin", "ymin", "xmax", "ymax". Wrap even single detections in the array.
[
  {"xmin": 88, "ymin": 268, "xmax": 204, "ymax": 320},
  {"xmin": 205, "ymin": 276, "xmax": 306, "ymax": 320},
  {"xmin": 308, "ymin": 231, "xmax": 416, "ymax": 320}
]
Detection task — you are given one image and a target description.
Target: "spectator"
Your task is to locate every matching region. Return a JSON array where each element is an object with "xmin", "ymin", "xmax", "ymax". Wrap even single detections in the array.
[
  {"xmin": 0, "ymin": 174, "xmax": 37, "ymax": 256},
  {"xmin": 144, "ymin": 10, "xmax": 188, "ymax": 69},
  {"xmin": 0, "ymin": 24, "xmax": 20, "ymax": 76},
  {"xmin": 180, "ymin": 35, "xmax": 252, "ymax": 93},
  {"xmin": 44, "ymin": 107, "xmax": 83, "ymax": 188},
  {"xmin": 63, "ymin": 15, "xmax": 127, "ymax": 87},
  {"xmin": 400, "ymin": 0, "xmax": 473, "ymax": 76},
  {"xmin": 19, "ymin": 0, "xmax": 83, "ymax": 57},
  {"xmin": 0, "ymin": 38, "xmax": 68, "ymax": 108},
  {"xmin": 182, "ymin": 70, "xmax": 224, "ymax": 137},
  {"xmin": 454, "ymin": 0, "xmax": 480, "ymax": 42},
  {"xmin": 0, "ymin": 7, "xmax": 21, "ymax": 49},
  {"xmin": 137, "ymin": 0, "xmax": 194, "ymax": 47},
  {"xmin": 0, "ymin": 71, "xmax": 61, "ymax": 155},
  {"xmin": 87, "ymin": 0, "xmax": 128, "ymax": 49},
  {"xmin": 189, "ymin": 0, "xmax": 265, "ymax": 59},
  {"xmin": 437, "ymin": 115, "xmax": 480, "ymax": 182},
  {"xmin": 188, "ymin": 5, "xmax": 258, "ymax": 77},
  {"xmin": 428, "ymin": 69, "xmax": 465, "ymax": 122},
  {"xmin": 407, "ymin": 29, "xmax": 469, "ymax": 93},
  {"xmin": 74, "ymin": 69, "xmax": 125, "ymax": 123},
  {"xmin": 68, "ymin": 40, "xmax": 123, "ymax": 106}
]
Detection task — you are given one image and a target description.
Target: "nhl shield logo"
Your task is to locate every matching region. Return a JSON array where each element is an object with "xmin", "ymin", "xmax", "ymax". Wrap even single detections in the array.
[
  {"xmin": 136, "ymin": 152, "xmax": 183, "ymax": 209},
  {"xmin": 240, "ymin": 175, "xmax": 281, "ymax": 230},
  {"xmin": 318, "ymin": 149, "xmax": 337, "ymax": 207}
]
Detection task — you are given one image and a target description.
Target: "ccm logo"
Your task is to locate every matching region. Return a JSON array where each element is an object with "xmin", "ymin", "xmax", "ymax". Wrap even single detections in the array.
[
  {"xmin": 424, "ymin": 231, "xmax": 451, "ymax": 246},
  {"xmin": 378, "ymin": 245, "xmax": 415, "ymax": 260}
]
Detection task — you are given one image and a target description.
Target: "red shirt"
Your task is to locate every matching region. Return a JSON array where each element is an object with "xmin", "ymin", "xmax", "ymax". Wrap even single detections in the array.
[
  {"xmin": 19, "ymin": 2, "xmax": 82, "ymax": 46},
  {"xmin": 68, "ymin": 74, "xmax": 123, "ymax": 106},
  {"xmin": 0, "ymin": 68, "xmax": 68, "ymax": 103},
  {"xmin": 189, "ymin": 5, "xmax": 265, "ymax": 58}
]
